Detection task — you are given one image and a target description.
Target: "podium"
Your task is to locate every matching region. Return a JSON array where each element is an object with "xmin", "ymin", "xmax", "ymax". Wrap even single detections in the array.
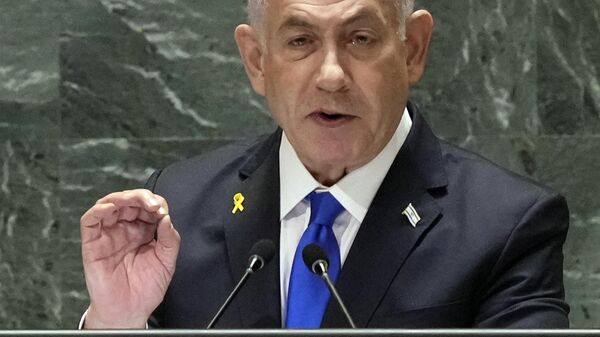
[{"xmin": 0, "ymin": 330, "xmax": 599, "ymax": 336}]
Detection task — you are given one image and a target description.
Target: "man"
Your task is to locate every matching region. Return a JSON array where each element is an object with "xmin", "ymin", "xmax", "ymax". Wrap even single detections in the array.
[{"xmin": 80, "ymin": 0, "xmax": 570, "ymax": 329}]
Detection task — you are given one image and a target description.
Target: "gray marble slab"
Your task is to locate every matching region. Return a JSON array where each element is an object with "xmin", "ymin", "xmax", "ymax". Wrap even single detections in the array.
[
  {"xmin": 537, "ymin": 0, "xmax": 600, "ymax": 135},
  {"xmin": 60, "ymin": 0, "xmax": 274, "ymax": 140},
  {"xmin": 0, "ymin": 104, "xmax": 62, "ymax": 328},
  {"xmin": 0, "ymin": 1, "xmax": 64, "ymax": 103},
  {"xmin": 414, "ymin": 1, "xmax": 538, "ymax": 140}
]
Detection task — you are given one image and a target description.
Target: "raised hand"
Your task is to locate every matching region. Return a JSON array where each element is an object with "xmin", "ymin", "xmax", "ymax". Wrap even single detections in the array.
[{"xmin": 80, "ymin": 189, "xmax": 180, "ymax": 328}]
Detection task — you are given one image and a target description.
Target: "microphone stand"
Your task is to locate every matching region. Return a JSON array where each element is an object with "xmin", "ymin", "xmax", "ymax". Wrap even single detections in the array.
[
  {"xmin": 206, "ymin": 256, "xmax": 262, "ymax": 329},
  {"xmin": 314, "ymin": 260, "xmax": 357, "ymax": 329}
]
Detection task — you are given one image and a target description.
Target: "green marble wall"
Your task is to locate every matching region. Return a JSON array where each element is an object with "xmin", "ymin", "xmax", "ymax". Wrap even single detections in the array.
[{"xmin": 0, "ymin": 0, "xmax": 598, "ymax": 329}]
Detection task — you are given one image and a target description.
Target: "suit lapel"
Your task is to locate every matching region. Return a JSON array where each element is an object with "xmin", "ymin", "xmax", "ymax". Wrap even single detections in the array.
[
  {"xmin": 222, "ymin": 131, "xmax": 283, "ymax": 328},
  {"xmin": 322, "ymin": 103, "xmax": 448, "ymax": 328}
]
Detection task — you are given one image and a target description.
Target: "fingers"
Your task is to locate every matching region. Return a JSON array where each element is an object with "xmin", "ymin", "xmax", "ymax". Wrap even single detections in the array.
[
  {"xmin": 155, "ymin": 215, "xmax": 181, "ymax": 273},
  {"xmin": 81, "ymin": 189, "xmax": 170, "ymax": 244},
  {"xmin": 97, "ymin": 189, "xmax": 169, "ymax": 215},
  {"xmin": 96, "ymin": 189, "xmax": 169, "ymax": 224},
  {"xmin": 80, "ymin": 203, "xmax": 119, "ymax": 243},
  {"xmin": 118, "ymin": 206, "xmax": 162, "ymax": 224}
]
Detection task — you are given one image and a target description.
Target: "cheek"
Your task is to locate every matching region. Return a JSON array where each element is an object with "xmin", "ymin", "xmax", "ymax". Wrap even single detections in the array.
[
  {"xmin": 263, "ymin": 64, "xmax": 290, "ymax": 116},
  {"xmin": 350, "ymin": 62, "xmax": 408, "ymax": 140},
  {"xmin": 265, "ymin": 65, "xmax": 313, "ymax": 116},
  {"xmin": 264, "ymin": 78, "xmax": 301, "ymax": 129},
  {"xmin": 355, "ymin": 71, "xmax": 404, "ymax": 116},
  {"xmin": 367, "ymin": 57, "xmax": 409, "ymax": 110}
]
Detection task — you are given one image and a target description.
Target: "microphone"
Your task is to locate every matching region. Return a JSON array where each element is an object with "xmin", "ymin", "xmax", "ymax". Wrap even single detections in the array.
[
  {"xmin": 206, "ymin": 239, "xmax": 276, "ymax": 329},
  {"xmin": 302, "ymin": 243, "xmax": 357, "ymax": 328}
]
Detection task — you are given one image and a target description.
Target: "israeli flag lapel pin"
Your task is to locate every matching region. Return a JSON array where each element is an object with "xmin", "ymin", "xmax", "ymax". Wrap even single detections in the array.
[{"xmin": 402, "ymin": 203, "xmax": 421, "ymax": 227}]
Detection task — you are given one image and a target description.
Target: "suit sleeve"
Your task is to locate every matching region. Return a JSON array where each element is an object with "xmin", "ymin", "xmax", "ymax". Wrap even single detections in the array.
[{"xmin": 474, "ymin": 192, "xmax": 570, "ymax": 327}]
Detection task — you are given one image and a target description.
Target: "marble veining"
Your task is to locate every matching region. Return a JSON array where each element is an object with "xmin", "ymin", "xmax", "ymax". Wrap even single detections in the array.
[{"xmin": 122, "ymin": 64, "xmax": 219, "ymax": 128}]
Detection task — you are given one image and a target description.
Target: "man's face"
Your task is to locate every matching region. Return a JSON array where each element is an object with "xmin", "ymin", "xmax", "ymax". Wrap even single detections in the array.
[{"xmin": 259, "ymin": 0, "xmax": 414, "ymax": 183}]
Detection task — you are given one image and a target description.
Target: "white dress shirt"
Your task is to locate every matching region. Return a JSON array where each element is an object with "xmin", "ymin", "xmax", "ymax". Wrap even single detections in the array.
[{"xmin": 279, "ymin": 108, "xmax": 412, "ymax": 324}]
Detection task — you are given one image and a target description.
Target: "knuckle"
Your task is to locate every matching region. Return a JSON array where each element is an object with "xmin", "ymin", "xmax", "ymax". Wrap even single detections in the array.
[
  {"xmin": 95, "ymin": 195, "xmax": 109, "ymax": 204},
  {"xmin": 135, "ymin": 189, "xmax": 154, "ymax": 202},
  {"xmin": 80, "ymin": 206, "xmax": 98, "ymax": 223},
  {"xmin": 157, "ymin": 195, "xmax": 169, "ymax": 207}
]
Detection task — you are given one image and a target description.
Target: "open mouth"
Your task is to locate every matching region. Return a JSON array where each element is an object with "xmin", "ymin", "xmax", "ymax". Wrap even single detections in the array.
[
  {"xmin": 317, "ymin": 111, "xmax": 346, "ymax": 121},
  {"xmin": 309, "ymin": 109, "xmax": 355, "ymax": 127}
]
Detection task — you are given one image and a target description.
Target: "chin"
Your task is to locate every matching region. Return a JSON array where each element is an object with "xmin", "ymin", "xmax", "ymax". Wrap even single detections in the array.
[
  {"xmin": 313, "ymin": 147, "xmax": 357, "ymax": 168},
  {"xmin": 297, "ymin": 137, "xmax": 362, "ymax": 168}
]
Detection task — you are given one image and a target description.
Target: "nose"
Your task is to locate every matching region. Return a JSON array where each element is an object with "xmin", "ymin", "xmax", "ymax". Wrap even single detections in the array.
[{"xmin": 315, "ymin": 48, "xmax": 348, "ymax": 93}]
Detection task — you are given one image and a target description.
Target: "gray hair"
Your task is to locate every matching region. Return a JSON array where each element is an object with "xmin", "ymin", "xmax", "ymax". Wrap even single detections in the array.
[{"xmin": 247, "ymin": 0, "xmax": 415, "ymax": 39}]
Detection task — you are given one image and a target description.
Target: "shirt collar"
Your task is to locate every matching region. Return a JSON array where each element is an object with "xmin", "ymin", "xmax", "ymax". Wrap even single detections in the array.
[{"xmin": 279, "ymin": 108, "xmax": 412, "ymax": 222}]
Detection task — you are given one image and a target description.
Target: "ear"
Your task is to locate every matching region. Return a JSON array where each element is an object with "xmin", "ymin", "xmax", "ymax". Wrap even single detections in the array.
[
  {"xmin": 404, "ymin": 10, "xmax": 434, "ymax": 86},
  {"xmin": 234, "ymin": 24, "xmax": 266, "ymax": 96}
]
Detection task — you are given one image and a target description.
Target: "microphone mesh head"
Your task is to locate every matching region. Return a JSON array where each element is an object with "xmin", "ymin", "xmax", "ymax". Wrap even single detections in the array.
[
  {"xmin": 302, "ymin": 243, "xmax": 329, "ymax": 274},
  {"xmin": 248, "ymin": 239, "xmax": 276, "ymax": 265}
]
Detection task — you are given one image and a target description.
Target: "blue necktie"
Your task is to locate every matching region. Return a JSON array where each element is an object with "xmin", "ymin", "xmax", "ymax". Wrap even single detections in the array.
[{"xmin": 286, "ymin": 191, "xmax": 344, "ymax": 328}]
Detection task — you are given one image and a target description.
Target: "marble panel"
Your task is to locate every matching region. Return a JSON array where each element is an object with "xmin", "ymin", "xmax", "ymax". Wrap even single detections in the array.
[
  {"xmin": 0, "ymin": 105, "xmax": 62, "ymax": 328},
  {"xmin": 0, "ymin": 0, "xmax": 64, "ymax": 325},
  {"xmin": 0, "ymin": 1, "xmax": 64, "ymax": 103},
  {"xmin": 537, "ymin": 0, "xmax": 600, "ymax": 135},
  {"xmin": 0, "ymin": 101, "xmax": 58, "ymax": 132},
  {"xmin": 414, "ymin": 1, "xmax": 538, "ymax": 140},
  {"xmin": 60, "ymin": 0, "xmax": 274, "ymax": 140}
]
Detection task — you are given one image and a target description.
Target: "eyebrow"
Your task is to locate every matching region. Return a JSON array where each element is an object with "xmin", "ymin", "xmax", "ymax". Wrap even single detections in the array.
[
  {"xmin": 341, "ymin": 7, "xmax": 386, "ymax": 27},
  {"xmin": 277, "ymin": 7, "xmax": 386, "ymax": 34},
  {"xmin": 277, "ymin": 15, "xmax": 316, "ymax": 33}
]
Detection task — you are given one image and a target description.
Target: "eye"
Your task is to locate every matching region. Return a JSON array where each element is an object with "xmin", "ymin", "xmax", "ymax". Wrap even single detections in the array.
[
  {"xmin": 288, "ymin": 36, "xmax": 312, "ymax": 47},
  {"xmin": 350, "ymin": 33, "xmax": 375, "ymax": 46},
  {"xmin": 282, "ymin": 33, "xmax": 317, "ymax": 60}
]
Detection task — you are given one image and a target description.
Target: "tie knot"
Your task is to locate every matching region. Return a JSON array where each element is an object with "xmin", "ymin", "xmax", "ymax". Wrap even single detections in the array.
[{"xmin": 308, "ymin": 191, "xmax": 344, "ymax": 227}]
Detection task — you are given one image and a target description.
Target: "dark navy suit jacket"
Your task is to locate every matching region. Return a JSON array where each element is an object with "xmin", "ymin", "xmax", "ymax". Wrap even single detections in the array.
[{"xmin": 146, "ymin": 102, "xmax": 569, "ymax": 328}]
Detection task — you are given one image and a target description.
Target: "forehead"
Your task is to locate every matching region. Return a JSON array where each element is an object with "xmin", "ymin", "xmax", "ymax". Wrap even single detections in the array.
[{"xmin": 265, "ymin": 0, "xmax": 396, "ymax": 29}]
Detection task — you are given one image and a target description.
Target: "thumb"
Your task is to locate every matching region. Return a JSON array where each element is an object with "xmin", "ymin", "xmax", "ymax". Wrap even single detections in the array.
[{"xmin": 155, "ymin": 215, "xmax": 181, "ymax": 272}]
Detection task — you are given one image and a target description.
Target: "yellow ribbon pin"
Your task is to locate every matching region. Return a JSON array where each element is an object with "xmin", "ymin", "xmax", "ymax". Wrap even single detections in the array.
[{"xmin": 232, "ymin": 192, "xmax": 245, "ymax": 214}]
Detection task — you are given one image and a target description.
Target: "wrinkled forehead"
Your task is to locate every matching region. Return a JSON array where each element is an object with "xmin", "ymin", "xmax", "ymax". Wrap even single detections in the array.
[{"xmin": 264, "ymin": 0, "xmax": 397, "ymax": 31}]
